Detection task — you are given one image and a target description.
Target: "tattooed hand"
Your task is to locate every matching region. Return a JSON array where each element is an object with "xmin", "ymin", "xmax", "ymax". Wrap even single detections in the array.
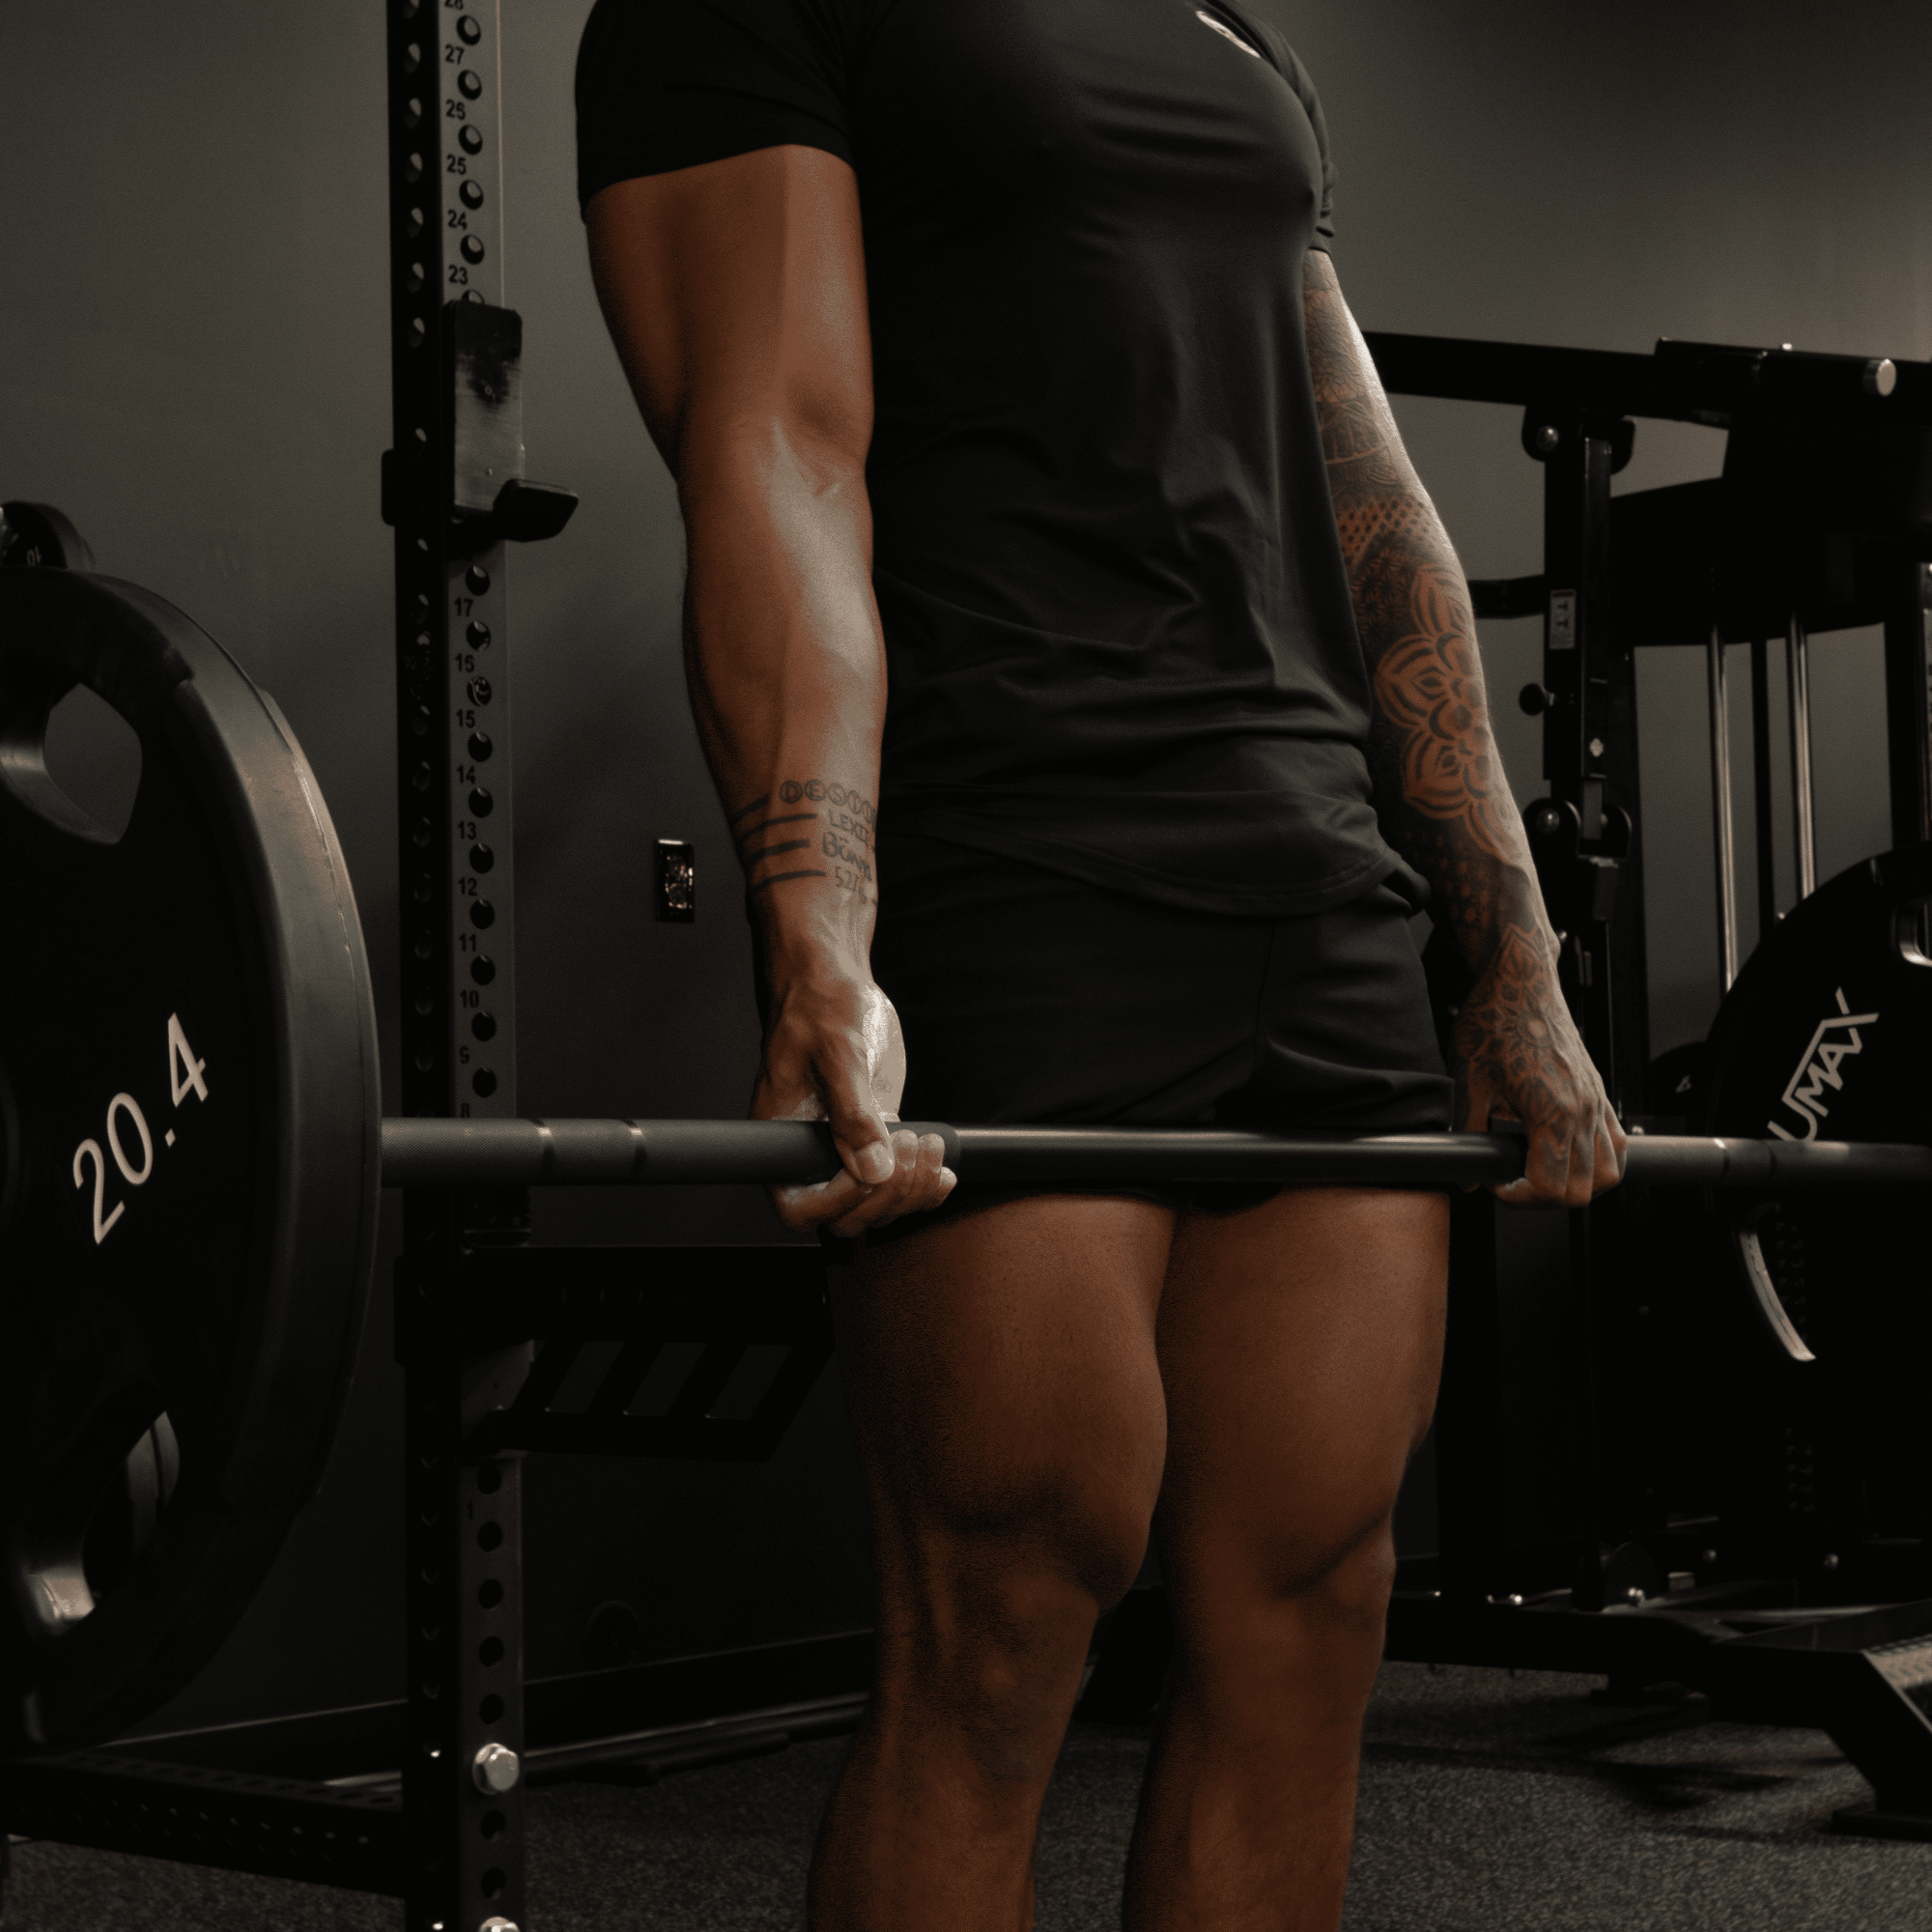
[
  {"xmin": 1452, "ymin": 926, "xmax": 1626, "ymax": 1206},
  {"xmin": 1304, "ymin": 248, "xmax": 1625, "ymax": 1205}
]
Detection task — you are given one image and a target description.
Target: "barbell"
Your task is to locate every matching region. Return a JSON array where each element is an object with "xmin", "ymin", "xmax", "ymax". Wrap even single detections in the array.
[
  {"xmin": 3, "ymin": 563, "xmax": 1927, "ymax": 1754},
  {"xmin": 376, "ymin": 1114, "xmax": 1932, "ymax": 1191}
]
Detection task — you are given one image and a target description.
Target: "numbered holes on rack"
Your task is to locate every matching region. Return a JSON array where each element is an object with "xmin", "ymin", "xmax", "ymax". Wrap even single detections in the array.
[
  {"xmin": 472, "ymin": 1069, "xmax": 498, "ymax": 1099},
  {"xmin": 457, "ymin": 14, "xmax": 482, "ymax": 43},
  {"xmin": 457, "ymin": 70, "xmax": 483, "ymax": 101},
  {"xmin": 459, "ymin": 125, "xmax": 483, "ymax": 156}
]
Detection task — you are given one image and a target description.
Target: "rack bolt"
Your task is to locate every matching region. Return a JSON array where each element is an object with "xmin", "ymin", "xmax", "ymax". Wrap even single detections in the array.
[{"xmin": 472, "ymin": 1743, "xmax": 521, "ymax": 1794}]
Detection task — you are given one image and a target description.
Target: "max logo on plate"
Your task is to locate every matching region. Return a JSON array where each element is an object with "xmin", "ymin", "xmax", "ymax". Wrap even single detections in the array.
[{"xmin": 1768, "ymin": 986, "xmax": 1878, "ymax": 1143}]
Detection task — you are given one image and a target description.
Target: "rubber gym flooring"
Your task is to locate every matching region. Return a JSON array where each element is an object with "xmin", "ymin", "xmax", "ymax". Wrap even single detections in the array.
[{"xmin": 7, "ymin": 1661, "xmax": 1930, "ymax": 1930}]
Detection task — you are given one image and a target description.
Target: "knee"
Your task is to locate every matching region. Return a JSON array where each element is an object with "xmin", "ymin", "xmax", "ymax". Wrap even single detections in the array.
[
  {"xmin": 869, "ymin": 1528, "xmax": 1140, "ymax": 1788},
  {"xmin": 904, "ymin": 1502, "xmax": 1152, "ymax": 1647},
  {"xmin": 1286, "ymin": 1517, "xmax": 1398, "ymax": 1636},
  {"xmin": 1179, "ymin": 1510, "xmax": 1398, "ymax": 1651},
  {"xmin": 894, "ymin": 1456, "xmax": 1155, "ymax": 1614},
  {"xmin": 879, "ymin": 1487, "xmax": 1153, "ymax": 1694}
]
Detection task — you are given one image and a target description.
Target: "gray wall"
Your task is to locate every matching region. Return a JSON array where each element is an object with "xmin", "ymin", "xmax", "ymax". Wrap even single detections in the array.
[{"xmin": 3, "ymin": 0, "xmax": 1927, "ymax": 1730}]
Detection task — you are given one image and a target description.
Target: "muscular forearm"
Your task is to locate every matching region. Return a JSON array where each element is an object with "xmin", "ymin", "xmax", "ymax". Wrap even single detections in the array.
[
  {"xmin": 679, "ymin": 419, "xmax": 886, "ymax": 991},
  {"xmin": 586, "ymin": 150, "xmax": 885, "ymax": 999},
  {"xmin": 1302, "ymin": 253, "xmax": 1625, "ymax": 1192},
  {"xmin": 1302, "ymin": 255, "xmax": 1552, "ymax": 980},
  {"xmin": 587, "ymin": 148, "xmax": 949, "ymax": 1223}
]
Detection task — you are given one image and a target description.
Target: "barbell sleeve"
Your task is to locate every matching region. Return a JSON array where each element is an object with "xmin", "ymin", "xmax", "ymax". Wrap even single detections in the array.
[{"xmin": 377, "ymin": 1120, "xmax": 1932, "ymax": 1191}]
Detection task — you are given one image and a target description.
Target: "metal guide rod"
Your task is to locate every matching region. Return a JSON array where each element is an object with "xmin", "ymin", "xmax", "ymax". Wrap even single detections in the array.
[
  {"xmin": 378, "ymin": 1118, "xmax": 1932, "ymax": 1191},
  {"xmin": 1749, "ymin": 637, "xmax": 1776, "ymax": 945},
  {"xmin": 1708, "ymin": 625, "xmax": 1740, "ymax": 989},
  {"xmin": 1787, "ymin": 611, "xmax": 1817, "ymax": 900}
]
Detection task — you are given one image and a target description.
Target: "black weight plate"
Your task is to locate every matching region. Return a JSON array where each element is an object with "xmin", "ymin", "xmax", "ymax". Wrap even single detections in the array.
[
  {"xmin": 1699, "ymin": 843, "xmax": 1932, "ymax": 1583},
  {"xmin": 0, "ymin": 502, "xmax": 94, "ymax": 573},
  {"xmin": 0, "ymin": 569, "xmax": 381, "ymax": 1750}
]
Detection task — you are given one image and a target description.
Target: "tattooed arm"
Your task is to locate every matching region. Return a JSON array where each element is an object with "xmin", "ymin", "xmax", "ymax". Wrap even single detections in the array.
[
  {"xmin": 587, "ymin": 147, "xmax": 951, "ymax": 1231},
  {"xmin": 1303, "ymin": 251, "xmax": 1624, "ymax": 1204}
]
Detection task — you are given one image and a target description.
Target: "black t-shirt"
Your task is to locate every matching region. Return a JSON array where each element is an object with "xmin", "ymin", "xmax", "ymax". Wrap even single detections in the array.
[{"xmin": 578, "ymin": 0, "xmax": 1410, "ymax": 916}]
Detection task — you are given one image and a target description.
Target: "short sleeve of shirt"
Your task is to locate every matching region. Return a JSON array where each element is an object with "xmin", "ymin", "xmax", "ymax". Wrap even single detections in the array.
[
  {"xmin": 575, "ymin": 0, "xmax": 856, "ymax": 213},
  {"xmin": 1222, "ymin": 5, "xmax": 1337, "ymax": 251}
]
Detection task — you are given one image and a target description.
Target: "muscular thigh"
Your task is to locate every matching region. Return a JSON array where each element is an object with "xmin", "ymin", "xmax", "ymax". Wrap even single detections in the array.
[
  {"xmin": 835, "ymin": 1195, "xmax": 1173, "ymax": 1609},
  {"xmin": 1154, "ymin": 1186, "xmax": 1448, "ymax": 1598}
]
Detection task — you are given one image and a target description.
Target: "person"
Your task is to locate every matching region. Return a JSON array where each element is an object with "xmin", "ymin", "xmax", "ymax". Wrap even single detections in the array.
[{"xmin": 577, "ymin": 2, "xmax": 1624, "ymax": 1924}]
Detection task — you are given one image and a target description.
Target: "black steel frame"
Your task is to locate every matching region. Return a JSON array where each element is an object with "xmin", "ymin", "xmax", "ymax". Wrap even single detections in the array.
[{"xmin": 1358, "ymin": 327, "xmax": 1932, "ymax": 1835}]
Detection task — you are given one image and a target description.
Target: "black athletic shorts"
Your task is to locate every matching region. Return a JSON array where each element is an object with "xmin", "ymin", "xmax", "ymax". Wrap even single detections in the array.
[{"xmin": 854, "ymin": 836, "xmax": 1454, "ymax": 1247}]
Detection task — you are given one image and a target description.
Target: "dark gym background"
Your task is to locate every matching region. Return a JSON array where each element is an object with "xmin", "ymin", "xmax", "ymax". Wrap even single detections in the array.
[{"xmin": 1, "ymin": 0, "xmax": 1924, "ymax": 1737}]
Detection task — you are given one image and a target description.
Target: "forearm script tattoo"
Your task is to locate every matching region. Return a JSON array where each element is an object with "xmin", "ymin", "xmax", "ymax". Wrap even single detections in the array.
[{"xmin": 732, "ymin": 779, "xmax": 876, "ymax": 903}]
